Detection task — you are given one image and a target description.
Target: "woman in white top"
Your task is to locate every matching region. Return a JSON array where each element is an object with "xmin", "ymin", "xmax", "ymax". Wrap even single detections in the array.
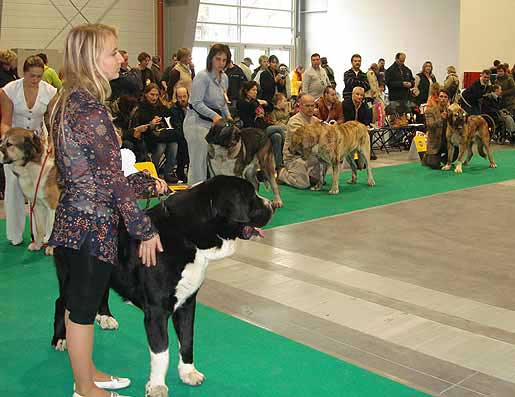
[{"xmin": 0, "ymin": 55, "xmax": 57, "ymax": 246}]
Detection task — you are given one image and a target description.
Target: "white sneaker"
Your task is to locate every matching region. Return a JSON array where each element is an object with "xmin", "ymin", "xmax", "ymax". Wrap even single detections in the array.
[
  {"xmin": 9, "ymin": 238, "xmax": 23, "ymax": 246},
  {"xmin": 73, "ymin": 392, "xmax": 132, "ymax": 397}
]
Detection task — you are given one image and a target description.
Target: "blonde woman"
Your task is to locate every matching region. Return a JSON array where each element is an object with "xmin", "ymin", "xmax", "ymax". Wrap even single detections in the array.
[
  {"xmin": 365, "ymin": 63, "xmax": 380, "ymax": 100},
  {"xmin": 48, "ymin": 24, "xmax": 166, "ymax": 397},
  {"xmin": 443, "ymin": 65, "xmax": 460, "ymax": 103},
  {"xmin": 0, "ymin": 56, "xmax": 56, "ymax": 246}
]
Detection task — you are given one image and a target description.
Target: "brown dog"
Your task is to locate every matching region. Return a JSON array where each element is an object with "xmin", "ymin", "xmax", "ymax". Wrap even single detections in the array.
[
  {"xmin": 0, "ymin": 128, "xmax": 60, "ymax": 254},
  {"xmin": 290, "ymin": 120, "xmax": 375, "ymax": 194},
  {"xmin": 442, "ymin": 103, "xmax": 496, "ymax": 173}
]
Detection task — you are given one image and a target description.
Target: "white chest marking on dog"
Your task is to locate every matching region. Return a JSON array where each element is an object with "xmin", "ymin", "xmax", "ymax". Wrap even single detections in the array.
[
  {"xmin": 174, "ymin": 239, "xmax": 236, "ymax": 311},
  {"xmin": 209, "ymin": 146, "xmax": 239, "ymax": 176},
  {"xmin": 148, "ymin": 348, "xmax": 169, "ymax": 386}
]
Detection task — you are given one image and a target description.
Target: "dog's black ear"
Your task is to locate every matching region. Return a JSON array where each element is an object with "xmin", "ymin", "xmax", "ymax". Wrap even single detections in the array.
[
  {"xmin": 219, "ymin": 125, "xmax": 237, "ymax": 146},
  {"xmin": 32, "ymin": 133, "xmax": 42, "ymax": 152},
  {"xmin": 205, "ymin": 121, "xmax": 224, "ymax": 144},
  {"xmin": 227, "ymin": 204, "xmax": 250, "ymax": 223},
  {"xmin": 23, "ymin": 134, "xmax": 41, "ymax": 158},
  {"xmin": 215, "ymin": 193, "xmax": 251, "ymax": 223}
]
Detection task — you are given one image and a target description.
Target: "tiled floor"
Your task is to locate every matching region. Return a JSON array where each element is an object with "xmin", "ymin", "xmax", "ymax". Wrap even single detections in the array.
[{"xmin": 198, "ymin": 181, "xmax": 515, "ymax": 396}]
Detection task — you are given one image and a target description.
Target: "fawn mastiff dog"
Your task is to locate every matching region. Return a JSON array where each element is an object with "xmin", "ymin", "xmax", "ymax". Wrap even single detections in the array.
[
  {"xmin": 290, "ymin": 120, "xmax": 375, "ymax": 194},
  {"xmin": 442, "ymin": 103, "xmax": 496, "ymax": 173}
]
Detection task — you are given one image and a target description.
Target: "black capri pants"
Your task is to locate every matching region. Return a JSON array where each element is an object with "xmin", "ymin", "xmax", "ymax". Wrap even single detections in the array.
[{"xmin": 56, "ymin": 239, "xmax": 113, "ymax": 325}]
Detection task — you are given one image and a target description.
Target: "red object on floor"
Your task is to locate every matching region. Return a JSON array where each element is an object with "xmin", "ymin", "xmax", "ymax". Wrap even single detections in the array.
[{"xmin": 463, "ymin": 72, "xmax": 481, "ymax": 89}]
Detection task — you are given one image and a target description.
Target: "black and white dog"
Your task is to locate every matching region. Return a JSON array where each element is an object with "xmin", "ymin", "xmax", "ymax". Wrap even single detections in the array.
[{"xmin": 52, "ymin": 176, "xmax": 273, "ymax": 397}]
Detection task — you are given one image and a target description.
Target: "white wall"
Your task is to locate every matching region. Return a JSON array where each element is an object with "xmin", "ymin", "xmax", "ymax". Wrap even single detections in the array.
[
  {"xmin": 0, "ymin": 0, "xmax": 156, "ymax": 69},
  {"xmin": 304, "ymin": 0, "xmax": 460, "ymax": 87},
  {"xmin": 459, "ymin": 0, "xmax": 515, "ymax": 72}
]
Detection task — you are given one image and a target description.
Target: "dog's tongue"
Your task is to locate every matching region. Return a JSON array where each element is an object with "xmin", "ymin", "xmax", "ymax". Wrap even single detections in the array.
[
  {"xmin": 242, "ymin": 226, "xmax": 265, "ymax": 239},
  {"xmin": 253, "ymin": 227, "xmax": 265, "ymax": 238}
]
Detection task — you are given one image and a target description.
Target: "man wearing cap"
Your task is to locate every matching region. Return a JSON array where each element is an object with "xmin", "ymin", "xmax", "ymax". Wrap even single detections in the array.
[{"xmin": 240, "ymin": 57, "xmax": 253, "ymax": 81}]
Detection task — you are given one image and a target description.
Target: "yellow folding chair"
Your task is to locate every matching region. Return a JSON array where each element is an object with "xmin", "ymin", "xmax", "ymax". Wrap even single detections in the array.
[{"xmin": 134, "ymin": 162, "xmax": 158, "ymax": 178}]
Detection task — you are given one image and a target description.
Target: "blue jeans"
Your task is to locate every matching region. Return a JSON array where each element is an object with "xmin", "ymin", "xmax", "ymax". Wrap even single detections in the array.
[
  {"xmin": 152, "ymin": 142, "xmax": 178, "ymax": 177},
  {"xmin": 266, "ymin": 125, "xmax": 285, "ymax": 168}
]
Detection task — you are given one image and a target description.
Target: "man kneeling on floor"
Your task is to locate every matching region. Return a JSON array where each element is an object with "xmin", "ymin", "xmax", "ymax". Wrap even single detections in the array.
[
  {"xmin": 423, "ymin": 89, "xmax": 457, "ymax": 169},
  {"xmin": 278, "ymin": 94, "xmax": 322, "ymax": 188}
]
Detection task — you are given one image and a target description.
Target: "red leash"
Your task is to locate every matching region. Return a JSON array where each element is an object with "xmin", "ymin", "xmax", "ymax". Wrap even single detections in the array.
[{"xmin": 29, "ymin": 146, "xmax": 52, "ymax": 244}]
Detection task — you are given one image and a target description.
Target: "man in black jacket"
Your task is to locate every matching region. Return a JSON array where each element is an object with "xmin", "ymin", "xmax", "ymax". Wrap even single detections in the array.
[
  {"xmin": 385, "ymin": 52, "xmax": 415, "ymax": 102},
  {"xmin": 342, "ymin": 54, "xmax": 370, "ymax": 99},
  {"xmin": 342, "ymin": 87, "xmax": 372, "ymax": 125},
  {"xmin": 342, "ymin": 86, "xmax": 375, "ymax": 160},
  {"xmin": 460, "ymin": 69, "xmax": 491, "ymax": 115},
  {"xmin": 225, "ymin": 60, "xmax": 248, "ymax": 116},
  {"xmin": 170, "ymin": 87, "xmax": 190, "ymax": 182}
]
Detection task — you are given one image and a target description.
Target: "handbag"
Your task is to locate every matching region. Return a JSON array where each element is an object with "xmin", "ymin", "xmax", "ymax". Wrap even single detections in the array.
[{"xmin": 189, "ymin": 104, "xmax": 222, "ymax": 122}]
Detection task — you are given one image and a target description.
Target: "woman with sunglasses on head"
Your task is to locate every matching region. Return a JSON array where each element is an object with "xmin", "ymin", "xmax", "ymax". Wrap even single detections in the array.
[{"xmin": 183, "ymin": 43, "xmax": 232, "ymax": 185}]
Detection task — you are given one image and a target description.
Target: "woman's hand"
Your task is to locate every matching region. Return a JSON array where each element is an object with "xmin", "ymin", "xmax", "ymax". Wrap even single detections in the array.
[
  {"xmin": 139, "ymin": 234, "xmax": 164, "ymax": 267},
  {"xmin": 154, "ymin": 177, "xmax": 169, "ymax": 194},
  {"xmin": 212, "ymin": 114, "xmax": 222, "ymax": 124},
  {"xmin": 150, "ymin": 116, "xmax": 162, "ymax": 126},
  {"xmin": 155, "ymin": 179, "xmax": 168, "ymax": 194}
]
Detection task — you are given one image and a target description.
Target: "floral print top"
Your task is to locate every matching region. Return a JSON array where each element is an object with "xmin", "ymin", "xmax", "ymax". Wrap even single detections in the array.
[{"xmin": 49, "ymin": 90, "xmax": 157, "ymax": 264}]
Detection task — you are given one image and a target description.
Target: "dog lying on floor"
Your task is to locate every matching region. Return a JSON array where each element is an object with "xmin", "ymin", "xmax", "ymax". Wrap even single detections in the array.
[
  {"xmin": 205, "ymin": 120, "xmax": 283, "ymax": 208},
  {"xmin": 290, "ymin": 120, "xmax": 375, "ymax": 194},
  {"xmin": 442, "ymin": 103, "xmax": 496, "ymax": 173},
  {"xmin": 52, "ymin": 176, "xmax": 274, "ymax": 397},
  {"xmin": 0, "ymin": 128, "xmax": 59, "ymax": 254}
]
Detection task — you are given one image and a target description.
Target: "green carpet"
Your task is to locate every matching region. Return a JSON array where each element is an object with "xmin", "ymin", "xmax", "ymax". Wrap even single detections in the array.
[
  {"xmin": 261, "ymin": 149, "xmax": 515, "ymax": 228},
  {"xmin": 4, "ymin": 152, "xmax": 511, "ymax": 396},
  {"xmin": 0, "ymin": 240, "xmax": 428, "ymax": 397}
]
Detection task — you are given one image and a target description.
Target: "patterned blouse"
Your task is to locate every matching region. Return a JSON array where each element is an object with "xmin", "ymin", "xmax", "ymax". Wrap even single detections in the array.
[{"xmin": 49, "ymin": 90, "xmax": 157, "ymax": 264}]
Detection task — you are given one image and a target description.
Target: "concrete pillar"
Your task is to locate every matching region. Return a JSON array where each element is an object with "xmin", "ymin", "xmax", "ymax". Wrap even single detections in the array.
[{"xmin": 163, "ymin": 0, "xmax": 200, "ymax": 64}]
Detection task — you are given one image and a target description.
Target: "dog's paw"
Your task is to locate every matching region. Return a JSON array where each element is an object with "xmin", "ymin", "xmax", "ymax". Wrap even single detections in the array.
[
  {"xmin": 28, "ymin": 242, "xmax": 42, "ymax": 251},
  {"xmin": 490, "ymin": 162, "xmax": 497, "ymax": 168},
  {"xmin": 310, "ymin": 184, "xmax": 322, "ymax": 191},
  {"xmin": 53, "ymin": 339, "xmax": 67, "ymax": 351},
  {"xmin": 179, "ymin": 363, "xmax": 205, "ymax": 386},
  {"xmin": 454, "ymin": 165, "xmax": 463, "ymax": 174},
  {"xmin": 145, "ymin": 383, "xmax": 168, "ymax": 397},
  {"xmin": 44, "ymin": 246, "xmax": 54, "ymax": 256},
  {"xmin": 346, "ymin": 178, "xmax": 357, "ymax": 185},
  {"xmin": 95, "ymin": 314, "xmax": 119, "ymax": 330},
  {"xmin": 328, "ymin": 188, "xmax": 339, "ymax": 195},
  {"xmin": 368, "ymin": 179, "xmax": 376, "ymax": 187},
  {"xmin": 272, "ymin": 198, "xmax": 283, "ymax": 209},
  {"xmin": 441, "ymin": 164, "xmax": 452, "ymax": 171}
]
